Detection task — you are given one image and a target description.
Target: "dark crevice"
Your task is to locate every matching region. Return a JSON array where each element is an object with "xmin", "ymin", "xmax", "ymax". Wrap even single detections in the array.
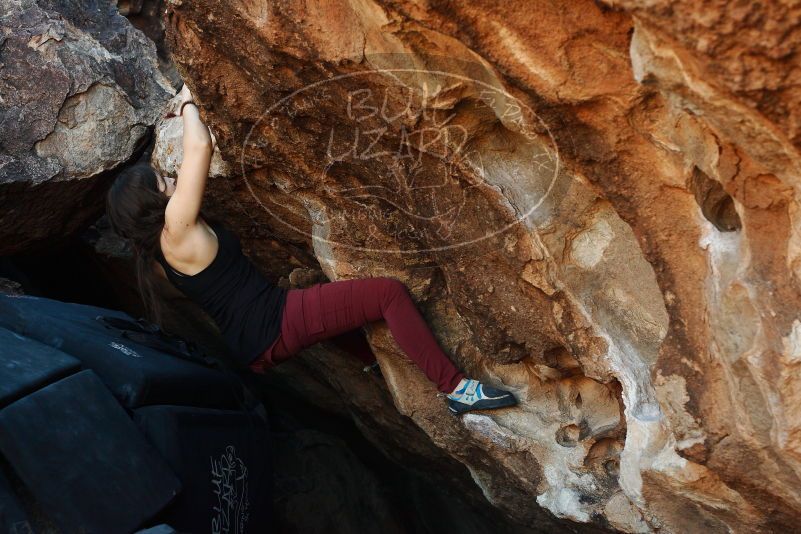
[{"xmin": 689, "ymin": 166, "xmax": 742, "ymax": 232}]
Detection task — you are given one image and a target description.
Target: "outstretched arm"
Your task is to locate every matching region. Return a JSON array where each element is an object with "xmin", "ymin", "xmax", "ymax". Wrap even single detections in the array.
[{"xmin": 164, "ymin": 85, "xmax": 213, "ymax": 236}]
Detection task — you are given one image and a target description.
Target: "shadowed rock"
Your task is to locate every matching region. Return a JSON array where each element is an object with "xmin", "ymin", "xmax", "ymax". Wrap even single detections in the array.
[{"xmin": 0, "ymin": 0, "xmax": 173, "ymax": 255}]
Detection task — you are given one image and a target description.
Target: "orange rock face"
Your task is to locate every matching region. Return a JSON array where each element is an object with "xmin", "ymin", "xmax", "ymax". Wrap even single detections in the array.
[{"xmin": 161, "ymin": 0, "xmax": 801, "ymax": 531}]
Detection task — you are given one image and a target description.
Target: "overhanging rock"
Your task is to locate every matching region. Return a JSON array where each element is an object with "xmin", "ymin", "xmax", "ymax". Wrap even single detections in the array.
[{"xmin": 160, "ymin": 0, "xmax": 801, "ymax": 531}]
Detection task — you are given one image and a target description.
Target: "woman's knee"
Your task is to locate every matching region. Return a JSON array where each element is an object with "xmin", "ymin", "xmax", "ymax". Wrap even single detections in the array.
[{"xmin": 378, "ymin": 277, "xmax": 410, "ymax": 302}]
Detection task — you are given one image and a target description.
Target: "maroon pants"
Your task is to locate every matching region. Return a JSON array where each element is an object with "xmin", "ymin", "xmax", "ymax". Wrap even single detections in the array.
[{"xmin": 249, "ymin": 277, "xmax": 465, "ymax": 393}]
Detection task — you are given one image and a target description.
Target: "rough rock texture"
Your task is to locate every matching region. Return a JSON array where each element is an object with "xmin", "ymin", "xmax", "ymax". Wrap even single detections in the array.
[
  {"xmin": 150, "ymin": 95, "xmax": 231, "ymax": 180},
  {"xmin": 160, "ymin": 0, "xmax": 801, "ymax": 532},
  {"xmin": 116, "ymin": 0, "xmax": 182, "ymax": 88},
  {"xmin": 0, "ymin": 0, "xmax": 173, "ymax": 255}
]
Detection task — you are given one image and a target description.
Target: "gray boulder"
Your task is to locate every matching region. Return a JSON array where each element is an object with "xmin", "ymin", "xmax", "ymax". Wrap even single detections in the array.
[{"xmin": 0, "ymin": 0, "xmax": 173, "ymax": 254}]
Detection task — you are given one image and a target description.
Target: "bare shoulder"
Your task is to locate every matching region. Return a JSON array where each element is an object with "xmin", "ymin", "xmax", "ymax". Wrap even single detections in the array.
[{"xmin": 159, "ymin": 217, "xmax": 219, "ymax": 275}]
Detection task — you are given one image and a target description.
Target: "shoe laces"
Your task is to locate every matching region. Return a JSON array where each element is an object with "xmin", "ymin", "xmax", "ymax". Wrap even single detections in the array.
[
  {"xmin": 443, "ymin": 379, "xmax": 481, "ymax": 401},
  {"xmin": 462, "ymin": 379, "xmax": 480, "ymax": 401}
]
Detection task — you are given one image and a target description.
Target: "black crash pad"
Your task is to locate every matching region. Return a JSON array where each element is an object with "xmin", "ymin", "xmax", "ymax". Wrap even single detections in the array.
[
  {"xmin": 0, "ymin": 294, "xmax": 244, "ymax": 409},
  {"xmin": 0, "ymin": 370, "xmax": 181, "ymax": 533},
  {"xmin": 135, "ymin": 525, "xmax": 178, "ymax": 534},
  {"xmin": 0, "ymin": 468, "xmax": 29, "ymax": 534},
  {"xmin": 135, "ymin": 405, "xmax": 272, "ymax": 533},
  {"xmin": 0, "ymin": 327, "xmax": 80, "ymax": 409}
]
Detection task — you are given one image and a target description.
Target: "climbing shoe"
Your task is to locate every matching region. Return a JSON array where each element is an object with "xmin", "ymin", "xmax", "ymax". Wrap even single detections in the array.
[
  {"xmin": 363, "ymin": 361, "xmax": 383, "ymax": 379},
  {"xmin": 444, "ymin": 378, "xmax": 517, "ymax": 415}
]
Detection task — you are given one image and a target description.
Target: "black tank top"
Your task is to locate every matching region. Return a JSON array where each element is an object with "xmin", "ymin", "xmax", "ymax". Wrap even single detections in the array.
[{"xmin": 155, "ymin": 219, "xmax": 287, "ymax": 366}]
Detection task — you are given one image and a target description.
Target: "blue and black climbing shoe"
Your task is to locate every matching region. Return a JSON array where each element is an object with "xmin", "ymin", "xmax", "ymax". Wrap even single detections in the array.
[{"xmin": 444, "ymin": 378, "xmax": 517, "ymax": 415}]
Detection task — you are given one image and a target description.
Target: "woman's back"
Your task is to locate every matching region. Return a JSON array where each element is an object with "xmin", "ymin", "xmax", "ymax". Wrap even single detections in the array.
[{"xmin": 155, "ymin": 219, "xmax": 287, "ymax": 366}]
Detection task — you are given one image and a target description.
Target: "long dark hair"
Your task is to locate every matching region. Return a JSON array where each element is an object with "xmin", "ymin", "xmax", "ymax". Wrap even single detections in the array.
[
  {"xmin": 106, "ymin": 163, "xmax": 259, "ymax": 403},
  {"xmin": 105, "ymin": 162, "xmax": 171, "ymax": 326},
  {"xmin": 106, "ymin": 163, "xmax": 170, "ymax": 326}
]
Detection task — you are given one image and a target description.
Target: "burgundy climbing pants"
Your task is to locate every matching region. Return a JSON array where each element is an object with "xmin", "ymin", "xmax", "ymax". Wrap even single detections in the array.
[{"xmin": 249, "ymin": 277, "xmax": 465, "ymax": 393}]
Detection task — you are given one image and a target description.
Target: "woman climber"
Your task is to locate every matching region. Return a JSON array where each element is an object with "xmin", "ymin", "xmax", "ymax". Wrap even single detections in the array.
[{"xmin": 105, "ymin": 84, "xmax": 517, "ymax": 415}]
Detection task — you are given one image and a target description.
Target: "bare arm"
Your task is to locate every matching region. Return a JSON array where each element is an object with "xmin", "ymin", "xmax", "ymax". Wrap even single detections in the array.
[{"xmin": 164, "ymin": 87, "xmax": 213, "ymax": 237}]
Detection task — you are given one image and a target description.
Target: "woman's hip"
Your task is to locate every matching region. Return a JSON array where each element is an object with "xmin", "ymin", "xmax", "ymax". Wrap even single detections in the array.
[{"xmin": 252, "ymin": 278, "xmax": 398, "ymax": 369}]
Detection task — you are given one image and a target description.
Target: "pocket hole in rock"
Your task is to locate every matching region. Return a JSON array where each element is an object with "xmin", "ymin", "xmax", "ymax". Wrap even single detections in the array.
[
  {"xmin": 689, "ymin": 166, "xmax": 741, "ymax": 232},
  {"xmin": 556, "ymin": 424, "xmax": 581, "ymax": 447},
  {"xmin": 603, "ymin": 458, "xmax": 619, "ymax": 478},
  {"xmin": 543, "ymin": 346, "xmax": 583, "ymax": 377},
  {"xmin": 584, "ymin": 437, "xmax": 624, "ymax": 488}
]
